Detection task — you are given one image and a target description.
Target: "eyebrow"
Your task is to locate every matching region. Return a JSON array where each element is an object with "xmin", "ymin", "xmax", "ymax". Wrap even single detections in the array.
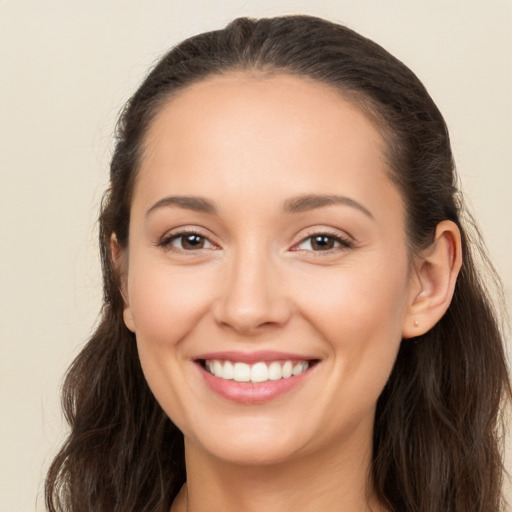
[
  {"xmin": 146, "ymin": 193, "xmax": 374, "ymax": 219},
  {"xmin": 146, "ymin": 196, "xmax": 217, "ymax": 216},
  {"xmin": 282, "ymin": 194, "xmax": 374, "ymax": 219}
]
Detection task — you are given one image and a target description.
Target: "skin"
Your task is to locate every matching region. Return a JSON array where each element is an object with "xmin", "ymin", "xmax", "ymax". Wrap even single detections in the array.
[{"xmin": 116, "ymin": 73, "xmax": 461, "ymax": 512}]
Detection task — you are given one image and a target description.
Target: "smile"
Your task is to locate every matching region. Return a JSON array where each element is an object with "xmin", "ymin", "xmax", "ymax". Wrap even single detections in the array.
[
  {"xmin": 195, "ymin": 351, "xmax": 319, "ymax": 403},
  {"xmin": 204, "ymin": 359, "xmax": 310, "ymax": 383}
]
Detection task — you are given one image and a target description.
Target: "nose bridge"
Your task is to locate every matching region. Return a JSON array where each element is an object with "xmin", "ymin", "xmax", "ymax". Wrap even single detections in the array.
[{"xmin": 213, "ymin": 240, "xmax": 290, "ymax": 333}]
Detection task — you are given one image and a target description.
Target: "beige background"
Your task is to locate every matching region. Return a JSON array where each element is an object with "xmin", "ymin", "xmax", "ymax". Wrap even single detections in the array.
[{"xmin": 1, "ymin": 1, "xmax": 511, "ymax": 511}]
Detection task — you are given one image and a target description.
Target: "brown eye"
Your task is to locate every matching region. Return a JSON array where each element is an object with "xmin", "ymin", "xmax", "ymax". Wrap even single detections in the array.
[
  {"xmin": 180, "ymin": 234, "xmax": 206, "ymax": 250},
  {"xmin": 160, "ymin": 231, "xmax": 215, "ymax": 251},
  {"xmin": 310, "ymin": 235, "xmax": 336, "ymax": 250},
  {"xmin": 294, "ymin": 233, "xmax": 352, "ymax": 252}
]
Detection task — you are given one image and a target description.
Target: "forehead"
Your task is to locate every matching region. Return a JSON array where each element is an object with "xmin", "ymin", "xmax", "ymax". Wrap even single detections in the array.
[
  {"xmin": 134, "ymin": 73, "xmax": 402, "ymax": 223},
  {"xmin": 142, "ymin": 72, "xmax": 387, "ymax": 162}
]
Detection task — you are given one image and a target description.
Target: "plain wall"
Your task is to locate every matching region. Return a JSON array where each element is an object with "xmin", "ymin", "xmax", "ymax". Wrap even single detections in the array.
[{"xmin": 1, "ymin": 1, "xmax": 510, "ymax": 510}]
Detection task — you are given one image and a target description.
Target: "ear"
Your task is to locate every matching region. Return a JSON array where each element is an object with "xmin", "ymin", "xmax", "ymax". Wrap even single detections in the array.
[
  {"xmin": 402, "ymin": 220, "xmax": 462, "ymax": 339},
  {"xmin": 110, "ymin": 234, "xmax": 136, "ymax": 333}
]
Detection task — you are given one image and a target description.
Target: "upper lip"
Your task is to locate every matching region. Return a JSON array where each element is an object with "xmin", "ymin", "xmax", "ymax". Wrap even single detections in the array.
[{"xmin": 194, "ymin": 350, "xmax": 318, "ymax": 364}]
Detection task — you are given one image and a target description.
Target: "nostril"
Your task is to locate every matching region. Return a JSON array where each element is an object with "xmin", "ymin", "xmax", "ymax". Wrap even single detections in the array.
[{"xmin": 210, "ymin": 266, "xmax": 292, "ymax": 333}]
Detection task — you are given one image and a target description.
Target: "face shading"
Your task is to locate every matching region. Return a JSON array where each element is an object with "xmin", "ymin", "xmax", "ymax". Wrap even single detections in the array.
[{"xmin": 121, "ymin": 73, "xmax": 417, "ymax": 466}]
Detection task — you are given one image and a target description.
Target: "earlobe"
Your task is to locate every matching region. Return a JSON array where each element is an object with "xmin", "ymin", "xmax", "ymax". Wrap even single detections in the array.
[
  {"xmin": 110, "ymin": 234, "xmax": 136, "ymax": 333},
  {"xmin": 123, "ymin": 307, "xmax": 136, "ymax": 333},
  {"xmin": 402, "ymin": 220, "xmax": 462, "ymax": 339}
]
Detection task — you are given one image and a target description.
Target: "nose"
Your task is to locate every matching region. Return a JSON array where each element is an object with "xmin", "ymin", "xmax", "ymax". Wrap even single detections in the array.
[{"xmin": 212, "ymin": 247, "xmax": 292, "ymax": 335}]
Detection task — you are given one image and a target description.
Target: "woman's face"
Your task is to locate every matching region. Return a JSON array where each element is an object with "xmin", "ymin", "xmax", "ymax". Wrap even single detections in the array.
[{"xmin": 122, "ymin": 73, "xmax": 418, "ymax": 466}]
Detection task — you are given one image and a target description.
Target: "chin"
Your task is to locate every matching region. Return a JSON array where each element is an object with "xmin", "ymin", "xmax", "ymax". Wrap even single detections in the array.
[
  {"xmin": 193, "ymin": 439, "xmax": 304, "ymax": 467},
  {"xmin": 183, "ymin": 418, "xmax": 314, "ymax": 467}
]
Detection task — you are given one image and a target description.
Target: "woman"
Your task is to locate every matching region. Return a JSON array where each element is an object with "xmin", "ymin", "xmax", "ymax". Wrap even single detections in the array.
[{"xmin": 45, "ymin": 15, "xmax": 510, "ymax": 512}]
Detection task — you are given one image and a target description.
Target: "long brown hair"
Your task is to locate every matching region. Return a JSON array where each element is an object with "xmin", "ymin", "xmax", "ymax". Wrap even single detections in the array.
[{"xmin": 46, "ymin": 15, "xmax": 510, "ymax": 512}]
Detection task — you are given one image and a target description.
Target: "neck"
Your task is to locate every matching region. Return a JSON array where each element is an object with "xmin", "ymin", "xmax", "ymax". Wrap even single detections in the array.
[{"xmin": 172, "ymin": 431, "xmax": 387, "ymax": 512}]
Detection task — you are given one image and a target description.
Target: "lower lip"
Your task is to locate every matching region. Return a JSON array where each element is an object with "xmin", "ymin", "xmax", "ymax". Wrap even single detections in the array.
[{"xmin": 198, "ymin": 363, "xmax": 312, "ymax": 404}]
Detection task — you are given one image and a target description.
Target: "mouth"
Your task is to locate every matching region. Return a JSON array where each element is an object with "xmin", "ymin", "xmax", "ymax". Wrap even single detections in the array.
[
  {"xmin": 199, "ymin": 358, "xmax": 316, "ymax": 383},
  {"xmin": 193, "ymin": 353, "xmax": 320, "ymax": 404}
]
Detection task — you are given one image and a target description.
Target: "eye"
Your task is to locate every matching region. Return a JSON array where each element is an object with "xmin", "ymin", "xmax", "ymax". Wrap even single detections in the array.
[
  {"xmin": 159, "ymin": 231, "xmax": 216, "ymax": 251},
  {"xmin": 293, "ymin": 233, "xmax": 353, "ymax": 252}
]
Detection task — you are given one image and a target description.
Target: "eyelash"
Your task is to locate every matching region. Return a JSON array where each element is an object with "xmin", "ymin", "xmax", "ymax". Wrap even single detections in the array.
[
  {"xmin": 157, "ymin": 229, "xmax": 354, "ymax": 254},
  {"xmin": 292, "ymin": 230, "xmax": 354, "ymax": 253},
  {"xmin": 158, "ymin": 229, "xmax": 217, "ymax": 252}
]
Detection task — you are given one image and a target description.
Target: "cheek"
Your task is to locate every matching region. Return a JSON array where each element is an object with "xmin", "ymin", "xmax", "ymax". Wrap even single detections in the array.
[
  {"xmin": 295, "ymin": 259, "xmax": 409, "ymax": 335},
  {"xmin": 127, "ymin": 255, "xmax": 219, "ymax": 358},
  {"xmin": 126, "ymin": 257, "xmax": 218, "ymax": 423},
  {"xmin": 290, "ymin": 255, "xmax": 410, "ymax": 381}
]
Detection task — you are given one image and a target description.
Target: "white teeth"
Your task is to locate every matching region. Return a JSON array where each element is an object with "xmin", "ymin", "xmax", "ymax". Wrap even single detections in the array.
[
  {"xmin": 223, "ymin": 360, "xmax": 234, "ymax": 380},
  {"xmin": 268, "ymin": 361, "xmax": 282, "ymax": 380},
  {"xmin": 205, "ymin": 359, "xmax": 311, "ymax": 383},
  {"xmin": 233, "ymin": 362, "xmax": 251, "ymax": 382},
  {"xmin": 213, "ymin": 360, "xmax": 223, "ymax": 377},
  {"xmin": 292, "ymin": 362, "xmax": 308, "ymax": 376},
  {"xmin": 282, "ymin": 361, "xmax": 293, "ymax": 378},
  {"xmin": 250, "ymin": 362, "xmax": 268, "ymax": 383}
]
